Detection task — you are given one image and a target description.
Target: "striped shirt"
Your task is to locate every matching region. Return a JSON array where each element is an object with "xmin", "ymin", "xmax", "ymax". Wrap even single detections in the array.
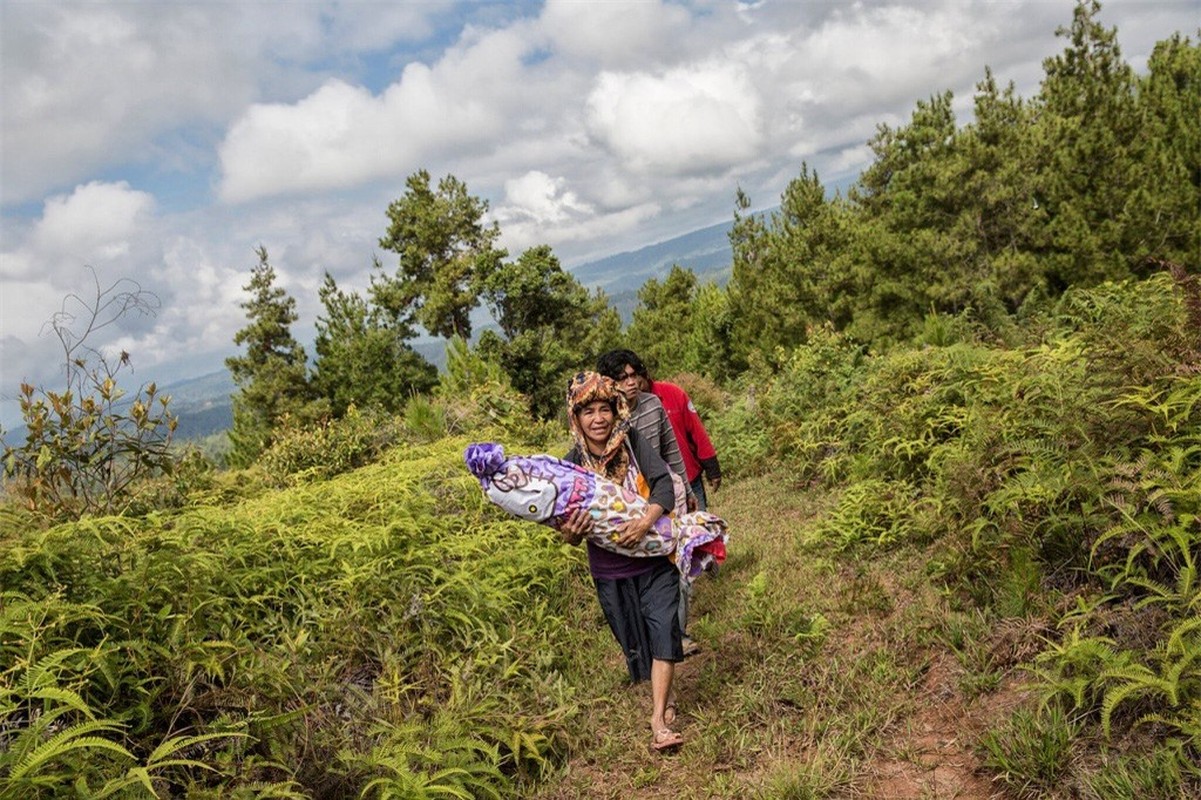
[{"xmin": 628, "ymin": 391, "xmax": 691, "ymax": 497}]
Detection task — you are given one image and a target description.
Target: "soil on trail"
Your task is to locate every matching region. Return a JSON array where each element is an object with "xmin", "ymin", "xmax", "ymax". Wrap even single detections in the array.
[
  {"xmin": 538, "ymin": 644, "xmax": 1029, "ymax": 799},
  {"xmin": 863, "ymin": 653, "xmax": 1017, "ymax": 799}
]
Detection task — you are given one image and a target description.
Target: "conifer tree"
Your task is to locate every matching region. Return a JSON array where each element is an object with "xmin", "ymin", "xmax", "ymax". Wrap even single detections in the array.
[
  {"xmin": 375, "ymin": 170, "xmax": 507, "ymax": 340},
  {"xmin": 476, "ymin": 245, "xmax": 620, "ymax": 419},
  {"xmin": 225, "ymin": 246, "xmax": 317, "ymax": 467},
  {"xmin": 311, "ymin": 269, "xmax": 436, "ymax": 416},
  {"xmin": 1035, "ymin": 0, "xmax": 1140, "ymax": 289}
]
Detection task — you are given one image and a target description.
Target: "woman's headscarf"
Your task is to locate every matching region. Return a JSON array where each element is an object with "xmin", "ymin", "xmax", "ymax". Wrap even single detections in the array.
[{"xmin": 566, "ymin": 371, "xmax": 632, "ymax": 482}]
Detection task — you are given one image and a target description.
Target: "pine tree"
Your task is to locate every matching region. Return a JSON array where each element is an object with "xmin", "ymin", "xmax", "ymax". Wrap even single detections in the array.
[
  {"xmin": 311, "ymin": 269, "xmax": 436, "ymax": 417},
  {"xmin": 375, "ymin": 170, "xmax": 507, "ymax": 340},
  {"xmin": 476, "ymin": 245, "xmax": 620, "ymax": 419},
  {"xmin": 225, "ymin": 246, "xmax": 317, "ymax": 467}
]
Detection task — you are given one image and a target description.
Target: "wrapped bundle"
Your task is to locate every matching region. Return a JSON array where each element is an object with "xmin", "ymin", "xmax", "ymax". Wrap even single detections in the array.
[{"xmin": 464, "ymin": 442, "xmax": 727, "ymax": 580}]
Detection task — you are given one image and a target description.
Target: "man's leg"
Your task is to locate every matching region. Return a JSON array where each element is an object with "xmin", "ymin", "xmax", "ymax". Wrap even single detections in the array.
[
  {"xmin": 689, "ymin": 475, "xmax": 708, "ymax": 512},
  {"xmin": 680, "ymin": 475, "xmax": 707, "ymax": 653},
  {"xmin": 678, "ymin": 578, "xmax": 694, "ymax": 643}
]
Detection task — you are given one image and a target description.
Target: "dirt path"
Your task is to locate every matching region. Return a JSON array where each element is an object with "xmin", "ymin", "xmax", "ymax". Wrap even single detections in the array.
[
  {"xmin": 864, "ymin": 652, "xmax": 1011, "ymax": 799},
  {"xmin": 532, "ymin": 474, "xmax": 1032, "ymax": 798}
]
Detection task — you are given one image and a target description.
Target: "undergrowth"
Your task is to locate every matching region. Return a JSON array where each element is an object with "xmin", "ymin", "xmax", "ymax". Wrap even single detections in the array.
[{"xmin": 1, "ymin": 435, "xmax": 589, "ymax": 797}]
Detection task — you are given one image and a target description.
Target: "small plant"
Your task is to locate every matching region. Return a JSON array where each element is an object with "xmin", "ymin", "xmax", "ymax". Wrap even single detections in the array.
[
  {"xmin": 3, "ymin": 269, "xmax": 178, "ymax": 521},
  {"xmin": 979, "ymin": 705, "xmax": 1079, "ymax": 797},
  {"xmin": 1084, "ymin": 742, "xmax": 1193, "ymax": 800}
]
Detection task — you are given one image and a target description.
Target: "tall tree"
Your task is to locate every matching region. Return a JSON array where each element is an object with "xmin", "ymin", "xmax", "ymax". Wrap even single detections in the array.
[
  {"xmin": 476, "ymin": 245, "xmax": 621, "ymax": 419},
  {"xmin": 376, "ymin": 170, "xmax": 507, "ymax": 339},
  {"xmin": 627, "ymin": 265, "xmax": 701, "ymax": 376},
  {"xmin": 311, "ymin": 270, "xmax": 436, "ymax": 416},
  {"xmin": 225, "ymin": 246, "xmax": 317, "ymax": 467},
  {"xmin": 846, "ymin": 91, "xmax": 970, "ymax": 344},
  {"xmin": 1126, "ymin": 33, "xmax": 1200, "ymax": 269},
  {"xmin": 627, "ymin": 266, "xmax": 737, "ymax": 382},
  {"xmin": 1035, "ymin": 0, "xmax": 1140, "ymax": 289},
  {"xmin": 729, "ymin": 167, "xmax": 854, "ymax": 360}
]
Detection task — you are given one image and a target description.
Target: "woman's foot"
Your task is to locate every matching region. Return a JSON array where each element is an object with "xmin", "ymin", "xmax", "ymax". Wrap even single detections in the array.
[{"xmin": 651, "ymin": 728, "xmax": 683, "ymax": 752}]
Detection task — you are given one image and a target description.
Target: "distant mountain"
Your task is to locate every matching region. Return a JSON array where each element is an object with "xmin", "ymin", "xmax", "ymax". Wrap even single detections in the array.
[
  {"xmin": 165, "ymin": 371, "xmax": 236, "ymax": 440},
  {"xmin": 567, "ymin": 217, "xmax": 736, "ymax": 323},
  {"xmin": 571, "ymin": 218, "xmax": 733, "ymax": 294}
]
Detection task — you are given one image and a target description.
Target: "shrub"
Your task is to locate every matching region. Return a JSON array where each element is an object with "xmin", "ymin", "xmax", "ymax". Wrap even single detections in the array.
[{"xmin": 258, "ymin": 405, "xmax": 403, "ymax": 486}]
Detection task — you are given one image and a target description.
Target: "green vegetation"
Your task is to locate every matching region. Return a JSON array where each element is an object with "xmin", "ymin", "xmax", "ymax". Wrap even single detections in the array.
[
  {"xmin": 225, "ymin": 246, "xmax": 323, "ymax": 468},
  {"xmin": 476, "ymin": 245, "xmax": 621, "ymax": 419},
  {"xmin": 3, "ymin": 2, "xmax": 1199, "ymax": 796}
]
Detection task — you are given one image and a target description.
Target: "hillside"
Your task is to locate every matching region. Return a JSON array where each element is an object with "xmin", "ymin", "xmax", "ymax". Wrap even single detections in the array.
[
  {"xmin": 3, "ymin": 273, "xmax": 1198, "ymax": 796},
  {"xmin": 3, "ymin": 7, "xmax": 1197, "ymax": 794}
]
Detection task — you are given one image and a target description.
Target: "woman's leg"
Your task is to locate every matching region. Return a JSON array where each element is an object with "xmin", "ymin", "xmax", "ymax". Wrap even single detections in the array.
[
  {"xmin": 650, "ymin": 658, "xmax": 675, "ymax": 732},
  {"xmin": 594, "ymin": 576, "xmax": 653, "ymax": 682},
  {"xmin": 640, "ymin": 562, "xmax": 684, "ymax": 748}
]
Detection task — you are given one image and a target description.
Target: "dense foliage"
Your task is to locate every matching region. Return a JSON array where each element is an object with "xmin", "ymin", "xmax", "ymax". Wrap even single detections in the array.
[
  {"xmin": 476, "ymin": 245, "xmax": 622, "ymax": 419},
  {"xmin": 311, "ymin": 268, "xmax": 437, "ymax": 418},
  {"xmin": 225, "ymin": 247, "xmax": 322, "ymax": 468},
  {"xmin": 0, "ymin": 432, "xmax": 590, "ymax": 796},
  {"xmin": 707, "ymin": 270, "xmax": 1201, "ymax": 792},
  {"xmin": 711, "ymin": 1, "xmax": 1199, "ymax": 368}
]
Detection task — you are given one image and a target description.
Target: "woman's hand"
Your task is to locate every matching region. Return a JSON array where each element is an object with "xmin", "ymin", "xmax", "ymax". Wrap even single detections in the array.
[
  {"xmin": 560, "ymin": 508, "xmax": 592, "ymax": 546},
  {"xmin": 614, "ymin": 503, "xmax": 665, "ymax": 548}
]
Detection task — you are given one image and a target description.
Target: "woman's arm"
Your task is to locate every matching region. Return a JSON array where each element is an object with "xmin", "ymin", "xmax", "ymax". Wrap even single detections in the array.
[
  {"xmin": 628, "ymin": 428, "xmax": 675, "ymax": 511},
  {"xmin": 612, "ymin": 429, "xmax": 674, "ymax": 546}
]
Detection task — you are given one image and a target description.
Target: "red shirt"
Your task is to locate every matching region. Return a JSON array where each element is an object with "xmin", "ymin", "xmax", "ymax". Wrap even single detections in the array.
[{"xmin": 650, "ymin": 381, "xmax": 718, "ymax": 482}]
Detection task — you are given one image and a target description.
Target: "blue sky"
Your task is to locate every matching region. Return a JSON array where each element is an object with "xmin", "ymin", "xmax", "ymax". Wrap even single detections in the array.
[{"xmin": 1, "ymin": 0, "xmax": 1196, "ymax": 428}]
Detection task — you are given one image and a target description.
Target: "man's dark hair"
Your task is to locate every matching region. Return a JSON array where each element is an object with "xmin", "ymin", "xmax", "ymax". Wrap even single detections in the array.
[{"xmin": 596, "ymin": 349, "xmax": 647, "ymax": 381}]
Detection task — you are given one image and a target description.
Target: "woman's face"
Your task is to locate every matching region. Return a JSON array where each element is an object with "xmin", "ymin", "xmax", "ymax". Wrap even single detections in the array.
[{"xmin": 575, "ymin": 399, "xmax": 614, "ymax": 451}]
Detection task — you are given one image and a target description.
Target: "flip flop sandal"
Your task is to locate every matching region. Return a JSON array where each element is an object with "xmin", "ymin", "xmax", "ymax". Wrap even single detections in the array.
[{"xmin": 651, "ymin": 728, "xmax": 683, "ymax": 752}]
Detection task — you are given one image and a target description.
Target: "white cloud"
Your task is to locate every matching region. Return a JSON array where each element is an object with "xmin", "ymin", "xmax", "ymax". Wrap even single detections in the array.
[
  {"xmin": 4, "ymin": 0, "xmax": 1198, "ymax": 428},
  {"xmin": 539, "ymin": 0, "xmax": 692, "ymax": 66},
  {"xmin": 585, "ymin": 61, "xmax": 763, "ymax": 176},
  {"xmin": 498, "ymin": 171, "xmax": 592, "ymax": 224},
  {"xmin": 1, "ymin": 2, "xmax": 453, "ymax": 206},
  {"xmin": 217, "ymin": 24, "xmax": 544, "ymax": 203},
  {"xmin": 1, "ymin": 182, "xmax": 160, "ymax": 335},
  {"xmin": 29, "ymin": 183, "xmax": 157, "ymax": 271}
]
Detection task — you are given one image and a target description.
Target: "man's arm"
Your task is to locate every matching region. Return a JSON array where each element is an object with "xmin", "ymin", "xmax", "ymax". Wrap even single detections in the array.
[{"xmin": 681, "ymin": 393, "xmax": 721, "ymax": 489}]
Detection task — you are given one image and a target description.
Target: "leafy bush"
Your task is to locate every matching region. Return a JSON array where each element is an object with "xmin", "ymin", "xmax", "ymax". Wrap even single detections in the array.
[
  {"xmin": 0, "ymin": 437, "xmax": 586, "ymax": 796},
  {"xmin": 2, "ymin": 273, "xmax": 178, "ymax": 523},
  {"xmin": 258, "ymin": 405, "xmax": 405, "ymax": 486}
]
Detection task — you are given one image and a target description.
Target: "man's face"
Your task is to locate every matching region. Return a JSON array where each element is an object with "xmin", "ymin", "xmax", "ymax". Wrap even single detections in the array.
[{"xmin": 614, "ymin": 364, "xmax": 641, "ymax": 404}]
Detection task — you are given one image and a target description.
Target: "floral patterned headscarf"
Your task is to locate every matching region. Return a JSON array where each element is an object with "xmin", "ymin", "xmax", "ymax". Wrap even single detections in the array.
[{"xmin": 566, "ymin": 371, "xmax": 632, "ymax": 482}]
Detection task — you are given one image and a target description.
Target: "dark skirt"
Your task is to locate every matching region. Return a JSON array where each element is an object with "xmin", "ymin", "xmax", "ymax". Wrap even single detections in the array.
[{"xmin": 593, "ymin": 560, "xmax": 683, "ymax": 683}]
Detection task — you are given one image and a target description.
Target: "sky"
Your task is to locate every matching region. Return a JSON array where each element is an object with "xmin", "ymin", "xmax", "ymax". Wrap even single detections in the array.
[{"xmin": 1, "ymin": 0, "xmax": 1196, "ymax": 429}]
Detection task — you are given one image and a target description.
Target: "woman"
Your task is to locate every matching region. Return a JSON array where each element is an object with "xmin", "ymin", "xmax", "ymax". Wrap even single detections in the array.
[{"xmin": 560, "ymin": 370, "xmax": 684, "ymax": 752}]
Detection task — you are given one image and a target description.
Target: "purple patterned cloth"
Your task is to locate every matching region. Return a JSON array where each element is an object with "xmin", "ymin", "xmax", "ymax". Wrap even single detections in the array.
[{"xmin": 464, "ymin": 442, "xmax": 727, "ymax": 580}]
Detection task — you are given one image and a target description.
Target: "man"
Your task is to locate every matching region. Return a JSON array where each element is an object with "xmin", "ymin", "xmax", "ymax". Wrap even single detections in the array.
[
  {"xmin": 597, "ymin": 349, "xmax": 714, "ymax": 655},
  {"xmin": 595, "ymin": 350, "xmax": 695, "ymax": 511},
  {"xmin": 642, "ymin": 371, "xmax": 722, "ymax": 512}
]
